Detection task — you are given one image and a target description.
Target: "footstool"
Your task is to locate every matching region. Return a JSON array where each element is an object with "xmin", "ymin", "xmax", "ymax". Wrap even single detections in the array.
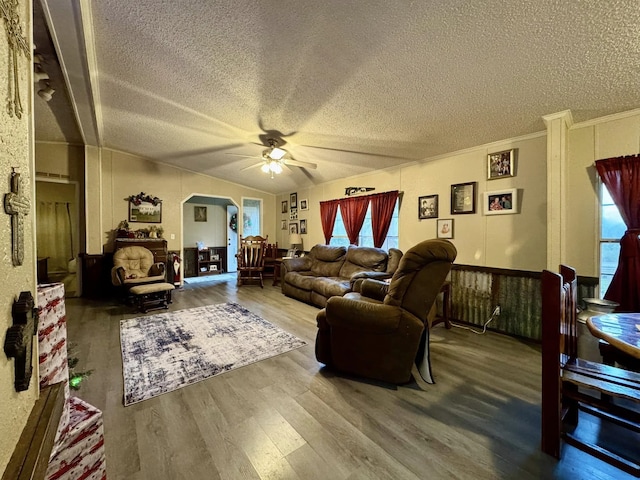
[{"xmin": 129, "ymin": 282, "xmax": 175, "ymax": 313}]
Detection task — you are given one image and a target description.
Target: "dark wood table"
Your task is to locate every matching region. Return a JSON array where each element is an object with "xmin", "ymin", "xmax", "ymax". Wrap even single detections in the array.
[
  {"xmin": 587, "ymin": 313, "xmax": 640, "ymax": 360},
  {"xmin": 272, "ymin": 258, "xmax": 283, "ymax": 287}
]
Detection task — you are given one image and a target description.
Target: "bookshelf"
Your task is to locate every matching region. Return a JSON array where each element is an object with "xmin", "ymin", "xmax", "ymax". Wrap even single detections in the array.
[{"xmin": 184, "ymin": 247, "xmax": 228, "ymax": 277}]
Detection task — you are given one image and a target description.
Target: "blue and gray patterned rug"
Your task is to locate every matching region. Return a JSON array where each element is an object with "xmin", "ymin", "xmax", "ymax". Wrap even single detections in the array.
[{"xmin": 120, "ymin": 302, "xmax": 307, "ymax": 405}]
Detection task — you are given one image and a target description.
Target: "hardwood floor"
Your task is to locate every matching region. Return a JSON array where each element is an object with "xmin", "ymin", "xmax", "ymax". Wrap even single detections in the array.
[{"xmin": 65, "ymin": 275, "xmax": 636, "ymax": 479}]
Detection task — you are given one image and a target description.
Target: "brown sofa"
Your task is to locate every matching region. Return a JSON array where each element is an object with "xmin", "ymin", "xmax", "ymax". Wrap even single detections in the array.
[{"xmin": 281, "ymin": 244, "xmax": 402, "ymax": 308}]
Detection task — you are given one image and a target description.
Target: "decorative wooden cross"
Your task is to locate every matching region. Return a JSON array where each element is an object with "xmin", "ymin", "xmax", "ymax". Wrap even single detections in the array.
[
  {"xmin": 4, "ymin": 168, "xmax": 30, "ymax": 266},
  {"xmin": 1, "ymin": 0, "xmax": 30, "ymax": 119}
]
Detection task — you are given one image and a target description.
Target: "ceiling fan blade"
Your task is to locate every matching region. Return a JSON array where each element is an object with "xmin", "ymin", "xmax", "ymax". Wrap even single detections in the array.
[
  {"xmin": 225, "ymin": 153, "xmax": 260, "ymax": 158},
  {"xmin": 299, "ymin": 144, "xmax": 413, "ymax": 160},
  {"xmin": 240, "ymin": 162, "xmax": 264, "ymax": 172},
  {"xmin": 284, "ymin": 158, "xmax": 317, "ymax": 170}
]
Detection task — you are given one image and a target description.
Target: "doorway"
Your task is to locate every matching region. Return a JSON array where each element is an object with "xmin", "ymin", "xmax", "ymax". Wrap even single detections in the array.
[
  {"xmin": 183, "ymin": 195, "xmax": 239, "ymax": 276},
  {"xmin": 35, "ymin": 179, "xmax": 80, "ymax": 296}
]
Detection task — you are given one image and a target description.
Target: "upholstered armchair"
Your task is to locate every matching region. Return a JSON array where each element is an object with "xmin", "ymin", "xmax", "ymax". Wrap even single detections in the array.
[
  {"xmin": 111, "ymin": 246, "xmax": 166, "ymax": 288},
  {"xmin": 315, "ymin": 238, "xmax": 457, "ymax": 384}
]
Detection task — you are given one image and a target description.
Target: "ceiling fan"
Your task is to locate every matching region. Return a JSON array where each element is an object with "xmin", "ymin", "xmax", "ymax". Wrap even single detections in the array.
[{"xmin": 229, "ymin": 139, "xmax": 317, "ymax": 178}]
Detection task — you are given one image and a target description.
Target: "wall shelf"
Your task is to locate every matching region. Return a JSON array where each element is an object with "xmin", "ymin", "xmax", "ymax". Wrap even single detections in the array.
[{"xmin": 184, "ymin": 247, "xmax": 227, "ymax": 277}]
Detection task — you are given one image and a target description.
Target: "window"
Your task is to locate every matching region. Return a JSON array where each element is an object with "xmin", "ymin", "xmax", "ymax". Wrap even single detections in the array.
[
  {"xmin": 242, "ymin": 198, "xmax": 261, "ymax": 236},
  {"xmin": 599, "ymin": 184, "xmax": 625, "ymax": 297},
  {"xmin": 330, "ymin": 203, "xmax": 399, "ymax": 249}
]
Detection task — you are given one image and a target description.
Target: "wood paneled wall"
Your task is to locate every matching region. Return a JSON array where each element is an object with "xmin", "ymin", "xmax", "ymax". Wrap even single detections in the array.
[{"xmin": 449, "ymin": 264, "xmax": 598, "ymax": 340}]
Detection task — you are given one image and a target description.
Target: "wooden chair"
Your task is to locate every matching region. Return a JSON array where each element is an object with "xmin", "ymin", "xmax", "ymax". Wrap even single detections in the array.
[
  {"xmin": 236, "ymin": 235, "xmax": 268, "ymax": 287},
  {"xmin": 262, "ymin": 242, "xmax": 279, "ymax": 281},
  {"xmin": 541, "ymin": 265, "xmax": 640, "ymax": 475}
]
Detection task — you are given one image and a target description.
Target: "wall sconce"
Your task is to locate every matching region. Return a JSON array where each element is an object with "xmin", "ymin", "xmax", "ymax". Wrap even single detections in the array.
[{"xmin": 37, "ymin": 84, "xmax": 55, "ymax": 102}]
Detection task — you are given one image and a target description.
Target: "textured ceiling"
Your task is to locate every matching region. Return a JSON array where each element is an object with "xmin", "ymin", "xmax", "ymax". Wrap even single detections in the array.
[{"xmin": 37, "ymin": 1, "xmax": 640, "ymax": 194}]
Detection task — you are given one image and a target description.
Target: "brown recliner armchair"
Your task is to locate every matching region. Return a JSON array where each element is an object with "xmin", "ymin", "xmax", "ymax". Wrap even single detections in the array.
[
  {"xmin": 111, "ymin": 246, "xmax": 166, "ymax": 289},
  {"xmin": 315, "ymin": 238, "xmax": 457, "ymax": 384}
]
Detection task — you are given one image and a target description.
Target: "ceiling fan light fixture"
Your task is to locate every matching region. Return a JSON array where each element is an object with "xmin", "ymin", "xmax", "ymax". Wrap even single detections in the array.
[{"xmin": 271, "ymin": 161, "xmax": 283, "ymax": 174}]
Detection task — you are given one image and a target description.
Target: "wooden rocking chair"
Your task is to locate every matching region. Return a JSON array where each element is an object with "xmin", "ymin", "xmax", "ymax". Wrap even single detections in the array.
[{"xmin": 236, "ymin": 235, "xmax": 268, "ymax": 287}]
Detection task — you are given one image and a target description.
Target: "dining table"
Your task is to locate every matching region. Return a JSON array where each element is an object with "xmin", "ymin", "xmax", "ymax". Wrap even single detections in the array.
[{"xmin": 586, "ymin": 312, "xmax": 640, "ymax": 360}]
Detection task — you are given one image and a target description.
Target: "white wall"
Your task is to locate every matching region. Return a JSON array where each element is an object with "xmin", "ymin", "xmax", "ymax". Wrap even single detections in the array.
[
  {"xmin": 183, "ymin": 202, "xmax": 227, "ymax": 248},
  {"xmin": 278, "ymin": 133, "xmax": 548, "ymax": 271},
  {"xmin": 566, "ymin": 109, "xmax": 640, "ymax": 276},
  {"xmin": 97, "ymin": 149, "xmax": 275, "ymax": 253}
]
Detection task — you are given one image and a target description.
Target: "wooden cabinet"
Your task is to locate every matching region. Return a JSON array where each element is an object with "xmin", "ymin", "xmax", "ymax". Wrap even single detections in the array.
[
  {"xmin": 184, "ymin": 247, "xmax": 227, "ymax": 277},
  {"xmin": 79, "ymin": 253, "xmax": 113, "ymax": 299}
]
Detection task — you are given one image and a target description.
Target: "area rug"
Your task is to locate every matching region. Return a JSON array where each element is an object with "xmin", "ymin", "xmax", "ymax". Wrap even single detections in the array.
[{"xmin": 120, "ymin": 302, "xmax": 306, "ymax": 405}]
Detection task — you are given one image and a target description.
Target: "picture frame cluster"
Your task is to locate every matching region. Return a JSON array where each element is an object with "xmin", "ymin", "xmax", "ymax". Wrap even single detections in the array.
[
  {"xmin": 285, "ymin": 192, "xmax": 309, "ymax": 237},
  {"xmin": 417, "ymin": 148, "xmax": 519, "ymax": 238}
]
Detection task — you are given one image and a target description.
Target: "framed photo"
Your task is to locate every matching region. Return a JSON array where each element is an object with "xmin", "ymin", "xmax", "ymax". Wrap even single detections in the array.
[
  {"xmin": 484, "ymin": 188, "xmax": 518, "ymax": 215},
  {"xmin": 300, "ymin": 219, "xmax": 307, "ymax": 234},
  {"xmin": 129, "ymin": 199, "xmax": 162, "ymax": 223},
  {"xmin": 289, "ymin": 222, "xmax": 298, "ymax": 234},
  {"xmin": 487, "ymin": 149, "xmax": 516, "ymax": 179},
  {"xmin": 437, "ymin": 219, "xmax": 454, "ymax": 239},
  {"xmin": 418, "ymin": 195, "xmax": 438, "ymax": 219},
  {"xmin": 450, "ymin": 182, "xmax": 476, "ymax": 214},
  {"xmin": 290, "ymin": 192, "xmax": 298, "ymax": 209},
  {"xmin": 281, "ymin": 201, "xmax": 288, "ymax": 213},
  {"xmin": 194, "ymin": 206, "xmax": 207, "ymax": 222},
  {"xmin": 281, "ymin": 220, "xmax": 287, "ymax": 230},
  {"xmin": 289, "ymin": 208, "xmax": 298, "ymax": 220},
  {"xmin": 300, "ymin": 199, "xmax": 308, "ymax": 211}
]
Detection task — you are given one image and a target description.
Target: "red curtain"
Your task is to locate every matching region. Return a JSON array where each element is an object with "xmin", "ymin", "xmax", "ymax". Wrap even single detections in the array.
[
  {"xmin": 319, "ymin": 199, "xmax": 339, "ymax": 244},
  {"xmin": 370, "ymin": 191, "xmax": 399, "ymax": 247},
  {"xmin": 339, "ymin": 196, "xmax": 370, "ymax": 245},
  {"xmin": 595, "ymin": 155, "xmax": 640, "ymax": 311}
]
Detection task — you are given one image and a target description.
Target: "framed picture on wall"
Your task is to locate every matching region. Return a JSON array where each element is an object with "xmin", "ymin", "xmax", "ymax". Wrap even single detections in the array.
[
  {"xmin": 289, "ymin": 222, "xmax": 298, "ymax": 234},
  {"xmin": 290, "ymin": 192, "xmax": 298, "ymax": 209},
  {"xmin": 450, "ymin": 182, "xmax": 476, "ymax": 214},
  {"xmin": 194, "ymin": 206, "xmax": 207, "ymax": 222},
  {"xmin": 484, "ymin": 188, "xmax": 518, "ymax": 215},
  {"xmin": 281, "ymin": 220, "xmax": 287, "ymax": 230},
  {"xmin": 487, "ymin": 149, "xmax": 516, "ymax": 179},
  {"xmin": 281, "ymin": 201, "xmax": 288, "ymax": 213},
  {"xmin": 300, "ymin": 199, "xmax": 308, "ymax": 211},
  {"xmin": 129, "ymin": 201, "xmax": 162, "ymax": 223},
  {"xmin": 300, "ymin": 219, "xmax": 307, "ymax": 234},
  {"xmin": 437, "ymin": 219, "xmax": 454, "ymax": 239},
  {"xmin": 418, "ymin": 195, "xmax": 438, "ymax": 219}
]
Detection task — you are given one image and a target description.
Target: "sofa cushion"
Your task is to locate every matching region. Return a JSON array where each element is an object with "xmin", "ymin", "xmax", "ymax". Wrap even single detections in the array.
[
  {"xmin": 309, "ymin": 245, "xmax": 346, "ymax": 277},
  {"xmin": 387, "ymin": 248, "xmax": 403, "ymax": 273},
  {"xmin": 284, "ymin": 271, "xmax": 316, "ymax": 291},
  {"xmin": 313, "ymin": 277, "xmax": 352, "ymax": 299},
  {"xmin": 339, "ymin": 246, "xmax": 387, "ymax": 279}
]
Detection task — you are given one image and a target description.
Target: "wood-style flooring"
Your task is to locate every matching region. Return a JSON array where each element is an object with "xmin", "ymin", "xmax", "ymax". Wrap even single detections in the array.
[{"xmin": 64, "ymin": 274, "xmax": 636, "ymax": 479}]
